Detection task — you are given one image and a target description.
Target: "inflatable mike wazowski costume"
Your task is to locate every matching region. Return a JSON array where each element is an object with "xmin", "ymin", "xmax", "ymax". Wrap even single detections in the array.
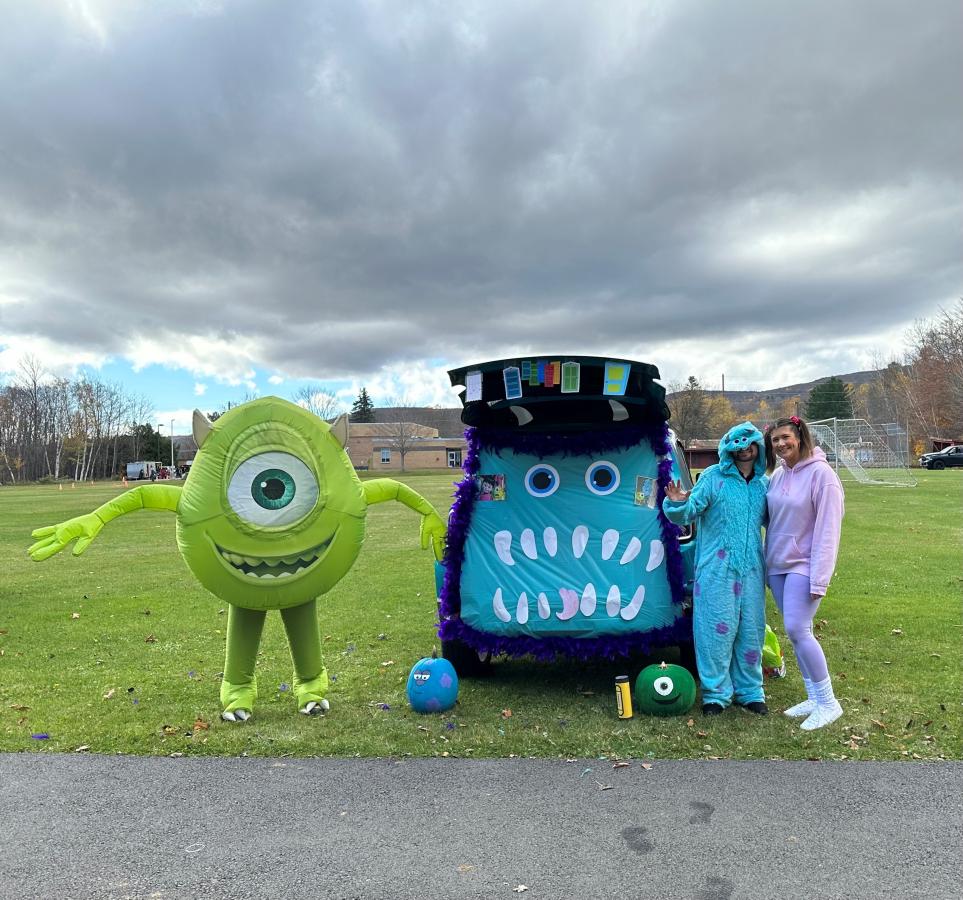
[
  {"xmin": 661, "ymin": 422, "xmax": 768, "ymax": 710},
  {"xmin": 28, "ymin": 397, "xmax": 446, "ymax": 722}
]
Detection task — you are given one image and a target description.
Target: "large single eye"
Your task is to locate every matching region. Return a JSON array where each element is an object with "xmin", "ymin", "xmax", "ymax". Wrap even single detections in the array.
[
  {"xmin": 525, "ymin": 464, "xmax": 560, "ymax": 497},
  {"xmin": 585, "ymin": 461, "xmax": 620, "ymax": 495},
  {"xmin": 654, "ymin": 676, "xmax": 674, "ymax": 696},
  {"xmin": 228, "ymin": 452, "xmax": 319, "ymax": 527}
]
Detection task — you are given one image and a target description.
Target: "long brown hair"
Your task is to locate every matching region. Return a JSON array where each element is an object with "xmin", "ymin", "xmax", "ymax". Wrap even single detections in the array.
[{"xmin": 764, "ymin": 416, "xmax": 815, "ymax": 473}]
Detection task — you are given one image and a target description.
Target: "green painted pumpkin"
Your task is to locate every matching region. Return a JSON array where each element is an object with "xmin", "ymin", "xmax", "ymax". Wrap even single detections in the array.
[{"xmin": 634, "ymin": 663, "xmax": 696, "ymax": 716}]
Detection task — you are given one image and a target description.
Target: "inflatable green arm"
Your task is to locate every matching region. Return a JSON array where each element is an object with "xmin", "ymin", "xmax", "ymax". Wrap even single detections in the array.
[
  {"xmin": 362, "ymin": 478, "xmax": 446, "ymax": 561},
  {"xmin": 29, "ymin": 484, "xmax": 181, "ymax": 561}
]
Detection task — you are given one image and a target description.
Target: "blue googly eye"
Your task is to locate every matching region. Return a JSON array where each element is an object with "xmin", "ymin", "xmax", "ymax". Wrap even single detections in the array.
[
  {"xmin": 585, "ymin": 461, "xmax": 620, "ymax": 495},
  {"xmin": 525, "ymin": 464, "xmax": 560, "ymax": 497}
]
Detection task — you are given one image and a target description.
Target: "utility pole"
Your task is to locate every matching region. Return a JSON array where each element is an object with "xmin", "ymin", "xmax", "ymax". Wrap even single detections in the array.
[{"xmin": 721, "ymin": 374, "xmax": 725, "ymax": 399}]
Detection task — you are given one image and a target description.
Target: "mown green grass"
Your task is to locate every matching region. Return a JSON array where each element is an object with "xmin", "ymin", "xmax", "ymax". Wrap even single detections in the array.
[{"xmin": 1, "ymin": 470, "xmax": 959, "ymax": 761}]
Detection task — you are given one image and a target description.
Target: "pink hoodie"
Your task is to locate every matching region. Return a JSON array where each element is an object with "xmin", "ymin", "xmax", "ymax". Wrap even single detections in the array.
[{"xmin": 765, "ymin": 447, "xmax": 844, "ymax": 596}]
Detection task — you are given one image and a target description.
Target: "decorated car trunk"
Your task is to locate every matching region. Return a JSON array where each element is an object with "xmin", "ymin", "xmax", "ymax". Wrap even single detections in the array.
[{"xmin": 437, "ymin": 356, "xmax": 696, "ymax": 672}]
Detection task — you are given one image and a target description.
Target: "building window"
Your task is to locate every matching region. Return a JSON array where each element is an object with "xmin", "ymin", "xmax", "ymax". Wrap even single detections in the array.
[
  {"xmin": 447, "ymin": 449, "xmax": 462, "ymax": 468},
  {"xmin": 380, "ymin": 448, "xmax": 391, "ymax": 464}
]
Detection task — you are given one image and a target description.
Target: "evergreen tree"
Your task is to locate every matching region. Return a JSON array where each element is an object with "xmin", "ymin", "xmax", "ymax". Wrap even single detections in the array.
[
  {"xmin": 350, "ymin": 387, "xmax": 375, "ymax": 422},
  {"xmin": 804, "ymin": 376, "xmax": 854, "ymax": 421}
]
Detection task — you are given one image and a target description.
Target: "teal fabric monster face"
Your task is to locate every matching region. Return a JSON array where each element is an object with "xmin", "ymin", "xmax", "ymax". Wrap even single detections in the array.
[
  {"xmin": 458, "ymin": 442, "xmax": 676, "ymax": 638},
  {"xmin": 717, "ymin": 421, "xmax": 766, "ymax": 479}
]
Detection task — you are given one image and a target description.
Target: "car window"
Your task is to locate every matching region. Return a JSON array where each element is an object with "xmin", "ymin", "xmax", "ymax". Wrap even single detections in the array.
[{"xmin": 669, "ymin": 440, "xmax": 694, "ymax": 490}]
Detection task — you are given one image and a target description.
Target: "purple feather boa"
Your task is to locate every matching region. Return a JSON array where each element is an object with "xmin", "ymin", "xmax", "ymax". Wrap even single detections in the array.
[{"xmin": 438, "ymin": 424, "xmax": 692, "ymax": 662}]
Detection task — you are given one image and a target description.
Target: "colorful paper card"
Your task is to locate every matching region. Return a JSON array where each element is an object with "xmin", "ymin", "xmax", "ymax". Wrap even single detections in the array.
[
  {"xmin": 561, "ymin": 361, "xmax": 580, "ymax": 393},
  {"xmin": 466, "ymin": 370, "xmax": 483, "ymax": 402},
  {"xmin": 503, "ymin": 366, "xmax": 523, "ymax": 400},
  {"xmin": 603, "ymin": 361, "xmax": 630, "ymax": 396}
]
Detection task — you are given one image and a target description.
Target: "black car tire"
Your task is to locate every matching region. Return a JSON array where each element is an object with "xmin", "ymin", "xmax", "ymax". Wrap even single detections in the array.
[
  {"xmin": 441, "ymin": 637, "xmax": 493, "ymax": 677},
  {"xmin": 932, "ymin": 460, "xmax": 946, "ymax": 470}
]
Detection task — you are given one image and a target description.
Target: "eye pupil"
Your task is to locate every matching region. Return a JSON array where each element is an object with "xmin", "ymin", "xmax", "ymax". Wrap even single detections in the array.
[
  {"xmin": 593, "ymin": 469, "xmax": 613, "ymax": 488},
  {"xmin": 261, "ymin": 478, "xmax": 286, "ymax": 500},
  {"xmin": 533, "ymin": 471, "xmax": 552, "ymax": 490},
  {"xmin": 252, "ymin": 468, "xmax": 296, "ymax": 509}
]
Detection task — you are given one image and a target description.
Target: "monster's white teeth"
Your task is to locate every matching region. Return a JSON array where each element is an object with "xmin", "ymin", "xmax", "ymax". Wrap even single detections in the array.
[
  {"xmin": 520, "ymin": 529, "xmax": 538, "ymax": 560},
  {"xmin": 620, "ymin": 537, "xmax": 641, "ymax": 565},
  {"xmin": 620, "ymin": 586, "xmax": 646, "ymax": 621},
  {"xmin": 646, "ymin": 540, "xmax": 665, "ymax": 572},
  {"xmin": 490, "ymin": 527, "xmax": 664, "ymax": 570},
  {"xmin": 494, "ymin": 531, "xmax": 515, "ymax": 566},
  {"xmin": 572, "ymin": 525, "xmax": 588, "ymax": 559},
  {"xmin": 493, "ymin": 584, "xmax": 647, "ymax": 622},
  {"xmin": 579, "ymin": 583, "xmax": 597, "ymax": 616},
  {"xmin": 492, "ymin": 587, "xmax": 512, "ymax": 623}
]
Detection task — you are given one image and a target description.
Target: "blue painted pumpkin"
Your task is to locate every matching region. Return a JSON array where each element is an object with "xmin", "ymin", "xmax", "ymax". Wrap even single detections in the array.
[{"xmin": 406, "ymin": 655, "xmax": 459, "ymax": 714}]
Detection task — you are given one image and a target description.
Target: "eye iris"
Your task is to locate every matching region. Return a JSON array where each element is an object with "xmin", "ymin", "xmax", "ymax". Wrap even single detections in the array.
[{"xmin": 252, "ymin": 468, "xmax": 295, "ymax": 510}]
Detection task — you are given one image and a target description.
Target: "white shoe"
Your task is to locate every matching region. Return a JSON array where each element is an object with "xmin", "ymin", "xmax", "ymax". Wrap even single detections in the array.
[
  {"xmin": 783, "ymin": 698, "xmax": 815, "ymax": 718},
  {"xmin": 800, "ymin": 700, "xmax": 843, "ymax": 731}
]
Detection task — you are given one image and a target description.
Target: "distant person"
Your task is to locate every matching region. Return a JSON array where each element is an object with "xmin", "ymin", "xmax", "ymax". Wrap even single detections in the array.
[
  {"xmin": 663, "ymin": 422, "xmax": 769, "ymax": 717},
  {"xmin": 764, "ymin": 416, "xmax": 845, "ymax": 731}
]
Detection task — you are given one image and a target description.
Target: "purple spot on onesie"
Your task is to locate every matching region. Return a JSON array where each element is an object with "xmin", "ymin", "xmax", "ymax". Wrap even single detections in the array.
[
  {"xmin": 693, "ymin": 581, "xmax": 701, "ymax": 597},
  {"xmin": 733, "ymin": 581, "xmax": 743, "ymax": 596},
  {"xmin": 743, "ymin": 649, "xmax": 760, "ymax": 665},
  {"xmin": 715, "ymin": 622, "xmax": 730, "ymax": 635},
  {"xmin": 717, "ymin": 549, "xmax": 726, "ymax": 560}
]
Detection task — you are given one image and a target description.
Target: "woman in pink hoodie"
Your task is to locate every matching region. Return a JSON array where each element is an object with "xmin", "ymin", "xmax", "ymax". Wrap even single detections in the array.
[{"xmin": 764, "ymin": 416, "xmax": 845, "ymax": 731}]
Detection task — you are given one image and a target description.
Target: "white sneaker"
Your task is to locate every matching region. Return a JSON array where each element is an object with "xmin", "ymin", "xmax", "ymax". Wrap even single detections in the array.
[
  {"xmin": 800, "ymin": 700, "xmax": 843, "ymax": 731},
  {"xmin": 783, "ymin": 698, "xmax": 815, "ymax": 718}
]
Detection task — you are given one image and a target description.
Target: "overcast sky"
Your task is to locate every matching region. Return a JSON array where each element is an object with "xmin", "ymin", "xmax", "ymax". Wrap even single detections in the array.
[{"xmin": 1, "ymin": 0, "xmax": 960, "ymax": 423}]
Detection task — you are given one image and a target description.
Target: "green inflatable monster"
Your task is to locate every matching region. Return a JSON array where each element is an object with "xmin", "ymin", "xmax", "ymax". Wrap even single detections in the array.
[
  {"xmin": 634, "ymin": 662, "xmax": 697, "ymax": 716},
  {"xmin": 28, "ymin": 397, "xmax": 446, "ymax": 722}
]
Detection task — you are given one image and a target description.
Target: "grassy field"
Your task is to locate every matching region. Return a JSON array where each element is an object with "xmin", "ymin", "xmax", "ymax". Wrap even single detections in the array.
[{"xmin": 1, "ymin": 470, "xmax": 959, "ymax": 761}]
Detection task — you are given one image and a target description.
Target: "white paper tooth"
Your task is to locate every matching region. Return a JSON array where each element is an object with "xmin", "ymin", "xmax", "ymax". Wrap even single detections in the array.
[
  {"xmin": 242, "ymin": 555, "xmax": 261, "ymax": 566},
  {"xmin": 276, "ymin": 571, "xmax": 292, "ymax": 578},
  {"xmin": 543, "ymin": 527, "xmax": 558, "ymax": 557},
  {"xmin": 601, "ymin": 529, "xmax": 619, "ymax": 561},
  {"xmin": 606, "ymin": 585, "xmax": 621, "ymax": 617},
  {"xmin": 516, "ymin": 592, "xmax": 529, "ymax": 625},
  {"xmin": 572, "ymin": 525, "xmax": 589, "ymax": 559},
  {"xmin": 620, "ymin": 537, "xmax": 642, "ymax": 565},
  {"xmin": 258, "ymin": 572, "xmax": 276, "ymax": 580},
  {"xmin": 646, "ymin": 540, "xmax": 665, "ymax": 572},
  {"xmin": 492, "ymin": 588, "xmax": 512, "ymax": 623},
  {"xmin": 580, "ymin": 583, "xmax": 597, "ymax": 617},
  {"xmin": 537, "ymin": 592, "xmax": 551, "ymax": 619},
  {"xmin": 609, "ymin": 399, "xmax": 629, "ymax": 422},
  {"xmin": 494, "ymin": 531, "xmax": 515, "ymax": 566},
  {"xmin": 520, "ymin": 529, "xmax": 538, "ymax": 560},
  {"xmin": 557, "ymin": 589, "xmax": 579, "ymax": 621},
  {"xmin": 620, "ymin": 586, "xmax": 646, "ymax": 621}
]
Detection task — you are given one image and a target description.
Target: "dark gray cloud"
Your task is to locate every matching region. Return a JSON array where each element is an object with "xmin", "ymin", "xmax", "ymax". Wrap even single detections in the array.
[{"xmin": 1, "ymin": 0, "xmax": 960, "ymax": 388}]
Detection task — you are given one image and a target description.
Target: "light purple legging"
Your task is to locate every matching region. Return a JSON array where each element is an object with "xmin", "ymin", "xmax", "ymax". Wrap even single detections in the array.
[{"xmin": 768, "ymin": 573, "xmax": 829, "ymax": 683}]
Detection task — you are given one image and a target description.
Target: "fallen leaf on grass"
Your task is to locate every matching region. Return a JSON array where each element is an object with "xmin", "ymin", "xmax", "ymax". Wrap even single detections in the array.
[
  {"xmin": 871, "ymin": 720, "xmax": 886, "ymax": 729},
  {"xmin": 103, "ymin": 689, "xmax": 115, "ymax": 700},
  {"xmin": 380, "ymin": 660, "xmax": 395, "ymax": 667},
  {"xmin": 144, "ymin": 634, "xmax": 157, "ymax": 644},
  {"xmin": 686, "ymin": 718, "xmax": 695, "ymax": 728},
  {"xmin": 193, "ymin": 718, "xmax": 210, "ymax": 732},
  {"xmin": 162, "ymin": 725, "xmax": 179, "ymax": 735},
  {"xmin": 71, "ymin": 613, "xmax": 80, "ymax": 620},
  {"xmin": 501, "ymin": 709, "xmax": 513, "ymax": 718},
  {"xmin": 696, "ymin": 731, "xmax": 708, "ymax": 738},
  {"xmin": 74, "ymin": 745, "xmax": 90, "ymax": 753},
  {"xmin": 9, "ymin": 704, "xmax": 29, "ymax": 712},
  {"xmin": 891, "ymin": 629, "xmax": 903, "ymax": 636}
]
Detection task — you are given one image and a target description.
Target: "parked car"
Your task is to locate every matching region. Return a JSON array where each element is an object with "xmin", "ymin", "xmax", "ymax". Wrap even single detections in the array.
[
  {"xmin": 918, "ymin": 445, "xmax": 963, "ymax": 469},
  {"xmin": 435, "ymin": 355, "xmax": 697, "ymax": 676}
]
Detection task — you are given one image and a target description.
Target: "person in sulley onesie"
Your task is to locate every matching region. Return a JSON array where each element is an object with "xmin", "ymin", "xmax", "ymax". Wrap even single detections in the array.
[{"xmin": 663, "ymin": 422, "xmax": 769, "ymax": 716}]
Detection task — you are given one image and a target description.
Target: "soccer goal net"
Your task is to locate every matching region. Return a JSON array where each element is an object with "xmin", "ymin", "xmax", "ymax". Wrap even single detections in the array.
[{"xmin": 806, "ymin": 418, "xmax": 917, "ymax": 487}]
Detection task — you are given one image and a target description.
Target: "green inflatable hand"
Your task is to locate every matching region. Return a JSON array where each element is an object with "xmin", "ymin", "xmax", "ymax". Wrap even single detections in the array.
[{"xmin": 29, "ymin": 512, "xmax": 106, "ymax": 560}]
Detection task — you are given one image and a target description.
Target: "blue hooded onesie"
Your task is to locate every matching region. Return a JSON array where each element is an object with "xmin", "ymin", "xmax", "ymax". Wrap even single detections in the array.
[{"xmin": 662, "ymin": 422, "xmax": 768, "ymax": 706}]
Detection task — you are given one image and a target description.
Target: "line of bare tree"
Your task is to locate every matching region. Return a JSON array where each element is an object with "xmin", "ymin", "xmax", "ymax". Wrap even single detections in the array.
[
  {"xmin": 0, "ymin": 357, "xmax": 169, "ymax": 484},
  {"xmin": 671, "ymin": 301, "xmax": 963, "ymax": 455}
]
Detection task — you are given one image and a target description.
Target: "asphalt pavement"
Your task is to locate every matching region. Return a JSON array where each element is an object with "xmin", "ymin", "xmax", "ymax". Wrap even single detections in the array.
[{"xmin": 0, "ymin": 754, "xmax": 960, "ymax": 900}]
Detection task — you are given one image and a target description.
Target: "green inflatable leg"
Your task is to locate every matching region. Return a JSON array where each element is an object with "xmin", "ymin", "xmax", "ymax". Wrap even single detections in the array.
[
  {"xmin": 280, "ymin": 599, "xmax": 329, "ymax": 714},
  {"xmin": 221, "ymin": 604, "xmax": 267, "ymax": 721}
]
